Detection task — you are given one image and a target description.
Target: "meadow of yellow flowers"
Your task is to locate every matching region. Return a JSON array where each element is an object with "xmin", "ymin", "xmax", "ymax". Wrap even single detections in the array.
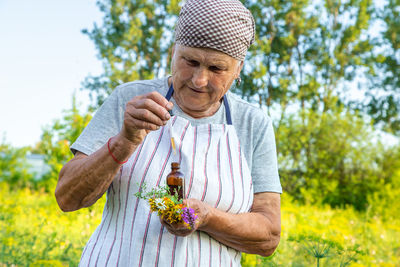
[{"xmin": 0, "ymin": 182, "xmax": 399, "ymax": 266}]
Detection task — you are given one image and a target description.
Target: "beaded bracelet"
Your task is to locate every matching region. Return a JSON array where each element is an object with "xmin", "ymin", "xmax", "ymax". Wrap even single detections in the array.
[{"xmin": 107, "ymin": 137, "xmax": 128, "ymax": 164}]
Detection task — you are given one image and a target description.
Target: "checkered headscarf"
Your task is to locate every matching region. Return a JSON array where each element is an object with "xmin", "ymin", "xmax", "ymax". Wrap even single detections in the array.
[{"xmin": 174, "ymin": 0, "xmax": 255, "ymax": 61}]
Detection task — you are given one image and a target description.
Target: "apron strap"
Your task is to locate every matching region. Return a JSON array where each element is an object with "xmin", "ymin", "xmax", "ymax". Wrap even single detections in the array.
[
  {"xmin": 223, "ymin": 95, "xmax": 232, "ymax": 125},
  {"xmin": 165, "ymin": 83, "xmax": 233, "ymax": 125},
  {"xmin": 165, "ymin": 83, "xmax": 174, "ymax": 101}
]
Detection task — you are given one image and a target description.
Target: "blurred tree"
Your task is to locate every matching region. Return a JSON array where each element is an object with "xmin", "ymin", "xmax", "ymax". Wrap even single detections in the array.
[
  {"xmin": 364, "ymin": 0, "xmax": 400, "ymax": 135},
  {"xmin": 276, "ymin": 108, "xmax": 398, "ymax": 209},
  {"xmin": 82, "ymin": 0, "xmax": 181, "ymax": 108},
  {"xmin": 34, "ymin": 96, "xmax": 92, "ymax": 191},
  {"xmin": 0, "ymin": 139, "xmax": 33, "ymax": 189},
  {"xmin": 240, "ymin": 0, "xmax": 375, "ymax": 114}
]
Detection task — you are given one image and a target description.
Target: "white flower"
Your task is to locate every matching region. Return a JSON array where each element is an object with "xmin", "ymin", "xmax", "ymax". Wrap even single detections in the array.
[{"xmin": 154, "ymin": 198, "xmax": 167, "ymax": 210}]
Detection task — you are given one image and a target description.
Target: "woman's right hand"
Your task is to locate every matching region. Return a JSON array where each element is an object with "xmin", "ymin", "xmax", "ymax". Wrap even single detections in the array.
[
  {"xmin": 120, "ymin": 91, "xmax": 173, "ymax": 146},
  {"xmin": 56, "ymin": 91, "xmax": 173, "ymax": 212}
]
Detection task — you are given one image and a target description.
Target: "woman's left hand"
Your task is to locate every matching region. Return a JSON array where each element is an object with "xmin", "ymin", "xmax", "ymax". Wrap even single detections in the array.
[
  {"xmin": 161, "ymin": 193, "xmax": 281, "ymax": 256},
  {"xmin": 159, "ymin": 198, "xmax": 211, "ymax": 236}
]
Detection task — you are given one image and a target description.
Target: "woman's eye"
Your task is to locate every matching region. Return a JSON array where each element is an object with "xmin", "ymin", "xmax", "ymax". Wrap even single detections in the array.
[
  {"xmin": 209, "ymin": 66, "xmax": 223, "ymax": 72},
  {"xmin": 185, "ymin": 59, "xmax": 199, "ymax": 66}
]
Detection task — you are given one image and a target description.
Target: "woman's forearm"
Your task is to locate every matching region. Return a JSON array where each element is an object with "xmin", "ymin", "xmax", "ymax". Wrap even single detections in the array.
[
  {"xmin": 55, "ymin": 134, "xmax": 137, "ymax": 212},
  {"xmin": 199, "ymin": 193, "xmax": 281, "ymax": 256}
]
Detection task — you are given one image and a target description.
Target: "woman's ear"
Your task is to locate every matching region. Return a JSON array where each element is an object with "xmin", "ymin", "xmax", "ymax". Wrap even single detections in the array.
[
  {"xmin": 170, "ymin": 44, "xmax": 177, "ymax": 73},
  {"xmin": 237, "ymin": 61, "xmax": 244, "ymax": 78},
  {"xmin": 171, "ymin": 44, "xmax": 176, "ymax": 57}
]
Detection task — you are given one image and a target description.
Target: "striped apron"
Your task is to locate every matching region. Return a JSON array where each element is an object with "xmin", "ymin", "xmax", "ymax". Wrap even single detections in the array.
[{"xmin": 79, "ymin": 85, "xmax": 254, "ymax": 266}]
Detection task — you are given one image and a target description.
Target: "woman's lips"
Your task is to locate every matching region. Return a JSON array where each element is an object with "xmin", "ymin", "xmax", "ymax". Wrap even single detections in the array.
[{"xmin": 189, "ymin": 87, "xmax": 207, "ymax": 93}]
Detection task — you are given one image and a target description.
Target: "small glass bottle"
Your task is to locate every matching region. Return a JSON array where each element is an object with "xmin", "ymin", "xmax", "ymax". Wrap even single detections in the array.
[{"xmin": 167, "ymin": 162, "xmax": 184, "ymax": 201}]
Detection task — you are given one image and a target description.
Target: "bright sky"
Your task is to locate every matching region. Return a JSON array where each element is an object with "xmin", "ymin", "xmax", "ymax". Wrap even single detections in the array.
[{"xmin": 0, "ymin": 0, "xmax": 103, "ymax": 148}]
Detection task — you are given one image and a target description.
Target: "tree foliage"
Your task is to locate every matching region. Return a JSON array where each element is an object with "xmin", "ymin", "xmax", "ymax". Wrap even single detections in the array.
[
  {"xmin": 82, "ymin": 0, "xmax": 181, "ymax": 107},
  {"xmin": 241, "ymin": 0, "xmax": 375, "ymax": 113},
  {"xmin": 277, "ymin": 108, "xmax": 400, "ymax": 209},
  {"xmin": 365, "ymin": 0, "xmax": 400, "ymax": 134}
]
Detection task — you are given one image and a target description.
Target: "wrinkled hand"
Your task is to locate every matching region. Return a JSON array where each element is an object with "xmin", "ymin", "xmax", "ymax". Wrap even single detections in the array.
[
  {"xmin": 160, "ymin": 198, "xmax": 212, "ymax": 237},
  {"xmin": 120, "ymin": 92, "xmax": 173, "ymax": 146}
]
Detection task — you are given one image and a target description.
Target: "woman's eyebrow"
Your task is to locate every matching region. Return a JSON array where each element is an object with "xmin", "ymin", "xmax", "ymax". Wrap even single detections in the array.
[{"xmin": 183, "ymin": 55, "xmax": 228, "ymax": 67}]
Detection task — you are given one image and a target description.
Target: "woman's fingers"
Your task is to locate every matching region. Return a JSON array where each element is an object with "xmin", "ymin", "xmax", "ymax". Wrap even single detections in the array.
[
  {"xmin": 135, "ymin": 92, "xmax": 173, "ymax": 120},
  {"xmin": 125, "ymin": 108, "xmax": 164, "ymax": 129},
  {"xmin": 157, "ymin": 199, "xmax": 211, "ymax": 237},
  {"xmin": 159, "ymin": 216, "xmax": 194, "ymax": 237},
  {"xmin": 127, "ymin": 93, "xmax": 172, "ymax": 125},
  {"xmin": 122, "ymin": 91, "xmax": 173, "ymax": 144},
  {"xmin": 183, "ymin": 199, "xmax": 211, "ymax": 230}
]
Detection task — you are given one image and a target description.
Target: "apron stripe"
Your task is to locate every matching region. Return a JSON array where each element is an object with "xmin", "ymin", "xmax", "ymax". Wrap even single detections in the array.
[
  {"xmin": 158, "ymin": 144, "xmax": 173, "ymax": 184},
  {"xmin": 139, "ymin": 145, "xmax": 172, "ymax": 267},
  {"xmin": 209, "ymin": 236, "xmax": 212, "ymax": 267},
  {"xmin": 238, "ymin": 139, "xmax": 253, "ymax": 212},
  {"xmin": 214, "ymin": 139, "xmax": 222, "ymax": 208},
  {"xmin": 80, "ymin": 244, "xmax": 88, "ymax": 264},
  {"xmin": 105, "ymin": 168, "xmax": 123, "ymax": 266},
  {"xmin": 138, "ymin": 212, "xmax": 154, "ymax": 267},
  {"xmin": 86, "ymin": 184, "xmax": 113, "ymax": 265},
  {"xmin": 178, "ymin": 121, "xmax": 190, "ymax": 164},
  {"xmin": 93, "ymin": 169, "xmax": 121, "ymax": 266},
  {"xmin": 116, "ymin": 142, "xmax": 145, "ymax": 265},
  {"xmin": 127, "ymin": 142, "xmax": 145, "ymax": 187},
  {"xmin": 185, "ymin": 241, "xmax": 188, "ymax": 267},
  {"xmin": 244, "ymin": 148, "xmax": 253, "ymax": 212},
  {"xmin": 225, "ymin": 133, "xmax": 235, "ymax": 213},
  {"xmin": 197, "ymin": 232, "xmax": 201, "ymax": 267},
  {"xmin": 171, "ymin": 115, "xmax": 178, "ymax": 127},
  {"xmin": 154, "ymin": 225, "xmax": 164, "ymax": 267},
  {"xmin": 237, "ymin": 141, "xmax": 245, "ymax": 214},
  {"xmin": 201, "ymin": 125, "xmax": 212, "ymax": 201},
  {"xmin": 246, "ymin": 183, "xmax": 253, "ymax": 212},
  {"xmin": 171, "ymin": 236, "xmax": 178, "ymax": 267},
  {"xmin": 234, "ymin": 251, "xmax": 240, "ymax": 263},
  {"xmin": 186, "ymin": 126, "xmax": 197, "ymax": 198},
  {"xmin": 129, "ymin": 128, "xmax": 165, "ymax": 254},
  {"xmin": 219, "ymin": 244, "xmax": 222, "ymax": 267}
]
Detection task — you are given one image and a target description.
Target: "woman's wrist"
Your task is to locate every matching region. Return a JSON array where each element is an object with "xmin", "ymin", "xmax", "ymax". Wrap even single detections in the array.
[
  {"xmin": 197, "ymin": 203, "xmax": 214, "ymax": 232},
  {"xmin": 107, "ymin": 133, "xmax": 138, "ymax": 164}
]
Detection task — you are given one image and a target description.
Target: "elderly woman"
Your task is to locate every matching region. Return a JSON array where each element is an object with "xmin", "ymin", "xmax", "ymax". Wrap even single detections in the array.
[{"xmin": 56, "ymin": 0, "xmax": 282, "ymax": 266}]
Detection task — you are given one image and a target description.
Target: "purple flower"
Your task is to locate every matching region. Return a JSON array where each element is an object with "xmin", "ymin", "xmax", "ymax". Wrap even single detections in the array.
[{"xmin": 181, "ymin": 207, "xmax": 198, "ymax": 229}]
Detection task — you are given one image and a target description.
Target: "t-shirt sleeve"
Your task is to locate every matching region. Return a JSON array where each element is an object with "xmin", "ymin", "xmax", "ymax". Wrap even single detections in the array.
[
  {"xmin": 251, "ymin": 116, "xmax": 282, "ymax": 194},
  {"xmin": 70, "ymin": 87, "xmax": 125, "ymax": 155}
]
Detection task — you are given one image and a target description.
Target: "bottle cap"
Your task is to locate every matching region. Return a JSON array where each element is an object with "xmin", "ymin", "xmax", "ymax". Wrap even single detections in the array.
[{"xmin": 171, "ymin": 162, "xmax": 180, "ymax": 169}]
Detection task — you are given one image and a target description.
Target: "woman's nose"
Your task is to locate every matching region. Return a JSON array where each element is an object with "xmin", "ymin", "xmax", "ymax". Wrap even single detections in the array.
[{"xmin": 192, "ymin": 68, "xmax": 208, "ymax": 88}]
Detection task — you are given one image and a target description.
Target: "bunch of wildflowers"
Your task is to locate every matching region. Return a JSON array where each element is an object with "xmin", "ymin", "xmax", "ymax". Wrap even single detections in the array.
[{"xmin": 135, "ymin": 183, "xmax": 198, "ymax": 229}]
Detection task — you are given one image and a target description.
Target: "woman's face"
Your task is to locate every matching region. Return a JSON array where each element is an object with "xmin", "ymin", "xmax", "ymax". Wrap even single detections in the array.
[{"xmin": 170, "ymin": 45, "xmax": 243, "ymax": 118}]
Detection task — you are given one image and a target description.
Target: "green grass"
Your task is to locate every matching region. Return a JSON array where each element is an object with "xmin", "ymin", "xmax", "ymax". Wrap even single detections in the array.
[{"xmin": 0, "ymin": 183, "xmax": 399, "ymax": 266}]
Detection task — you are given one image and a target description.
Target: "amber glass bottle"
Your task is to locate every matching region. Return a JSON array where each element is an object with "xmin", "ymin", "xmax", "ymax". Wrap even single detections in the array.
[{"xmin": 166, "ymin": 162, "xmax": 184, "ymax": 200}]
